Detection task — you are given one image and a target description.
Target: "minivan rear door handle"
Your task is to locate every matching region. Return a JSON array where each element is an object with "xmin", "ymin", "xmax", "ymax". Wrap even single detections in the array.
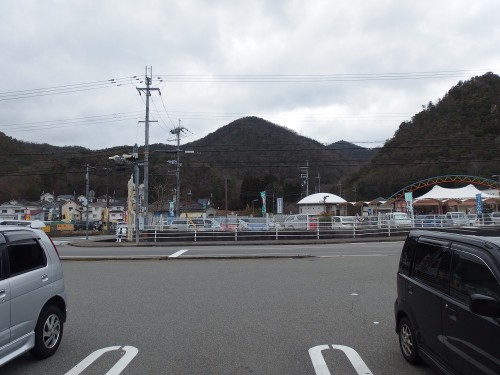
[
  {"xmin": 445, "ymin": 303, "xmax": 458, "ymax": 321},
  {"xmin": 0, "ymin": 289, "xmax": 5, "ymax": 301},
  {"xmin": 42, "ymin": 274, "xmax": 49, "ymax": 282},
  {"xmin": 407, "ymin": 285, "xmax": 414, "ymax": 294}
]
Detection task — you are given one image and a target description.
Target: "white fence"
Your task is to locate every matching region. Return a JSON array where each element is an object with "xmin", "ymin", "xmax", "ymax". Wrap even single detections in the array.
[{"xmin": 135, "ymin": 213, "xmax": 487, "ymax": 242}]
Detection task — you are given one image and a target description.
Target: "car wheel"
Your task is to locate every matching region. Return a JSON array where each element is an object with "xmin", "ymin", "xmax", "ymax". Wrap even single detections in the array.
[
  {"xmin": 398, "ymin": 317, "xmax": 420, "ymax": 365},
  {"xmin": 30, "ymin": 305, "xmax": 64, "ymax": 359}
]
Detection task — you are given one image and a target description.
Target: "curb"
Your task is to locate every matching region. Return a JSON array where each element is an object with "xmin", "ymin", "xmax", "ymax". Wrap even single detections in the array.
[{"xmin": 67, "ymin": 236, "xmax": 407, "ymax": 248}]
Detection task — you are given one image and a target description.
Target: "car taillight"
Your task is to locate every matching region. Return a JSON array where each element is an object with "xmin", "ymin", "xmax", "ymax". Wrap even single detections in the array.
[{"xmin": 48, "ymin": 236, "xmax": 60, "ymax": 258}]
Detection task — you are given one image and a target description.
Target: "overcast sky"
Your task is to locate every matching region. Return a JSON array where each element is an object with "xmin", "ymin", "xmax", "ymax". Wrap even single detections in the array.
[{"xmin": 1, "ymin": 0, "xmax": 499, "ymax": 150}]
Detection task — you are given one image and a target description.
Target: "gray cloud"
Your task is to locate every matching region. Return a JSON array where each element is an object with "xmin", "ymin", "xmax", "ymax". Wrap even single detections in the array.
[{"xmin": 1, "ymin": 0, "xmax": 498, "ymax": 150}]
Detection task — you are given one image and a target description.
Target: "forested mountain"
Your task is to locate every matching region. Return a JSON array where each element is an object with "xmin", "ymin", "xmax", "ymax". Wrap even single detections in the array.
[
  {"xmin": 3, "ymin": 72, "xmax": 499, "ymax": 207},
  {"xmin": 327, "ymin": 140, "xmax": 379, "ymax": 161},
  {"xmin": 150, "ymin": 117, "xmax": 363, "ymax": 208},
  {"xmin": 0, "ymin": 117, "xmax": 370, "ymax": 207},
  {"xmin": 347, "ymin": 72, "xmax": 500, "ymax": 199}
]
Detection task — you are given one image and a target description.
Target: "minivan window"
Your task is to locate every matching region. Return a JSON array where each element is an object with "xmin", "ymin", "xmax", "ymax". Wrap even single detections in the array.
[
  {"xmin": 7, "ymin": 239, "xmax": 47, "ymax": 276},
  {"xmin": 450, "ymin": 250, "xmax": 500, "ymax": 304},
  {"xmin": 413, "ymin": 239, "xmax": 450, "ymax": 290},
  {"xmin": 399, "ymin": 235, "xmax": 417, "ymax": 276}
]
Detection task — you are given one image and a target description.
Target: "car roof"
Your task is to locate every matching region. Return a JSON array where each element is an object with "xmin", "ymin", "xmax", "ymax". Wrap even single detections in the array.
[
  {"xmin": 409, "ymin": 229, "xmax": 500, "ymax": 259},
  {"xmin": 0, "ymin": 220, "xmax": 46, "ymax": 230}
]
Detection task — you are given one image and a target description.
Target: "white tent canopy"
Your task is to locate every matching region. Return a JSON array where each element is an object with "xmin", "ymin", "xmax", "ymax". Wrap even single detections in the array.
[
  {"xmin": 298, "ymin": 193, "xmax": 346, "ymax": 205},
  {"xmin": 415, "ymin": 184, "xmax": 498, "ymax": 201}
]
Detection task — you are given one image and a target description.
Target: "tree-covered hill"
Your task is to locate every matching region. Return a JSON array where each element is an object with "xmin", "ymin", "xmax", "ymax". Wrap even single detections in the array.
[
  {"xmin": 347, "ymin": 72, "xmax": 500, "ymax": 199},
  {"xmin": 3, "ymin": 73, "xmax": 499, "ymax": 208},
  {"xmin": 150, "ymin": 117, "xmax": 364, "ymax": 208},
  {"xmin": 0, "ymin": 117, "xmax": 372, "ymax": 207}
]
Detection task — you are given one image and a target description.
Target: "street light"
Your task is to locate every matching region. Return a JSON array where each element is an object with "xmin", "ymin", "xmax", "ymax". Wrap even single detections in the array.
[{"xmin": 109, "ymin": 145, "xmax": 141, "ymax": 244}]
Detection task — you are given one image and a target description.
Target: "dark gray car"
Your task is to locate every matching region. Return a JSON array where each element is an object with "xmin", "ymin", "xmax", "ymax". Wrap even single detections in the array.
[{"xmin": 394, "ymin": 230, "xmax": 500, "ymax": 375}]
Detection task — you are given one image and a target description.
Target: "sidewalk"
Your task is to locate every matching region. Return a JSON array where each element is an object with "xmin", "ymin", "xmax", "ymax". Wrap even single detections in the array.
[{"xmin": 68, "ymin": 235, "xmax": 408, "ymax": 247}]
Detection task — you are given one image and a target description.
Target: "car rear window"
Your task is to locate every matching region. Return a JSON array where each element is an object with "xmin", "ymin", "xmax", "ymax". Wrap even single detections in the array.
[
  {"xmin": 413, "ymin": 238, "xmax": 450, "ymax": 290},
  {"xmin": 7, "ymin": 238, "xmax": 47, "ymax": 276},
  {"xmin": 399, "ymin": 235, "xmax": 417, "ymax": 276}
]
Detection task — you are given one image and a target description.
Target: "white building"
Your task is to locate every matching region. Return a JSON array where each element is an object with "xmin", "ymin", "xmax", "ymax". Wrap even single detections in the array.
[{"xmin": 297, "ymin": 193, "xmax": 347, "ymax": 215}]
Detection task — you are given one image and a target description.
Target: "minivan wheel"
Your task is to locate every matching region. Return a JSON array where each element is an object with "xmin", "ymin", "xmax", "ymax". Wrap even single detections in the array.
[
  {"xmin": 398, "ymin": 317, "xmax": 420, "ymax": 364},
  {"xmin": 30, "ymin": 305, "xmax": 64, "ymax": 359}
]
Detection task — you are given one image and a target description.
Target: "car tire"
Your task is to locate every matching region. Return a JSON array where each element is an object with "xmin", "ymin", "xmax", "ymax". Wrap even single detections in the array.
[
  {"xmin": 398, "ymin": 317, "xmax": 420, "ymax": 365},
  {"xmin": 30, "ymin": 305, "xmax": 64, "ymax": 359}
]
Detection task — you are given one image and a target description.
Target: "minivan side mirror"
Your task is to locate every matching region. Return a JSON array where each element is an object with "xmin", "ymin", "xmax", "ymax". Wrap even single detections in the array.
[{"xmin": 469, "ymin": 294, "xmax": 500, "ymax": 318}]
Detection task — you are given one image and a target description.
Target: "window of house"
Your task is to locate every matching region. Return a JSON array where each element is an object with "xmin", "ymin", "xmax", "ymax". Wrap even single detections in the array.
[{"xmin": 450, "ymin": 249, "xmax": 500, "ymax": 304}]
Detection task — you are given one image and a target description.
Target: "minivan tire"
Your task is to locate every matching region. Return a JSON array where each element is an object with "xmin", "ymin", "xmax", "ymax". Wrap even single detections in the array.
[
  {"xmin": 398, "ymin": 317, "xmax": 421, "ymax": 365},
  {"xmin": 30, "ymin": 305, "xmax": 64, "ymax": 359}
]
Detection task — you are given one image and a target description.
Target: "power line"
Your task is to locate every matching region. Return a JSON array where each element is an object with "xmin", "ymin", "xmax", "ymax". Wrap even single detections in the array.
[
  {"xmin": 154, "ymin": 69, "xmax": 496, "ymax": 83},
  {"xmin": 2, "ymin": 68, "xmax": 496, "ymax": 101},
  {"xmin": 0, "ymin": 77, "xmax": 138, "ymax": 101}
]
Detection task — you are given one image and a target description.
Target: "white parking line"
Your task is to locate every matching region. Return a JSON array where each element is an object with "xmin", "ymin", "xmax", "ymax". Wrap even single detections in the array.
[
  {"xmin": 65, "ymin": 346, "xmax": 138, "ymax": 375},
  {"xmin": 170, "ymin": 249, "xmax": 189, "ymax": 258},
  {"xmin": 309, "ymin": 344, "xmax": 373, "ymax": 375}
]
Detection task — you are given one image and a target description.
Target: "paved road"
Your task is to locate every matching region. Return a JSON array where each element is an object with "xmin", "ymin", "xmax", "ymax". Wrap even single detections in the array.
[
  {"xmin": 1, "ymin": 253, "xmax": 437, "ymax": 374},
  {"xmin": 58, "ymin": 241, "xmax": 405, "ymax": 259}
]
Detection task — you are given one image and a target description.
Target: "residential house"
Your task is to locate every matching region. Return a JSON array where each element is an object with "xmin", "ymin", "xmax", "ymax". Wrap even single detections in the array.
[
  {"xmin": 61, "ymin": 200, "xmax": 82, "ymax": 222},
  {"xmin": 108, "ymin": 200, "xmax": 126, "ymax": 223},
  {"xmin": 0, "ymin": 200, "xmax": 28, "ymax": 220},
  {"xmin": 81, "ymin": 201, "xmax": 107, "ymax": 223},
  {"xmin": 40, "ymin": 192, "xmax": 55, "ymax": 203}
]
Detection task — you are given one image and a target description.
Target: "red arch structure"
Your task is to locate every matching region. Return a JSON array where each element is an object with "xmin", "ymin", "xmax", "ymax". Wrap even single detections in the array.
[{"xmin": 388, "ymin": 175, "xmax": 500, "ymax": 200}]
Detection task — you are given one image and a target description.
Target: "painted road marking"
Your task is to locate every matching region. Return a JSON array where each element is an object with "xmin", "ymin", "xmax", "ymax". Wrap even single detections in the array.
[
  {"xmin": 309, "ymin": 344, "xmax": 373, "ymax": 375},
  {"xmin": 170, "ymin": 249, "xmax": 189, "ymax": 258},
  {"xmin": 65, "ymin": 346, "xmax": 138, "ymax": 375}
]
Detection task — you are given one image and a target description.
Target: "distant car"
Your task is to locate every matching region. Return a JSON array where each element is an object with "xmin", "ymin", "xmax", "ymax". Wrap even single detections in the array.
[
  {"xmin": 191, "ymin": 218, "xmax": 221, "ymax": 231},
  {"xmin": 72, "ymin": 221, "xmax": 88, "ymax": 231},
  {"xmin": 168, "ymin": 219, "xmax": 195, "ymax": 231},
  {"xmin": 383, "ymin": 212, "xmax": 412, "ymax": 227},
  {"xmin": 283, "ymin": 214, "xmax": 318, "ymax": 230},
  {"xmin": 445, "ymin": 212, "xmax": 469, "ymax": 226},
  {"xmin": 414, "ymin": 215, "xmax": 453, "ymax": 228},
  {"xmin": 467, "ymin": 214, "xmax": 478, "ymax": 226},
  {"xmin": 331, "ymin": 216, "xmax": 357, "ymax": 228},
  {"xmin": 238, "ymin": 218, "xmax": 277, "ymax": 231},
  {"xmin": 490, "ymin": 211, "xmax": 500, "ymax": 225},
  {"xmin": 218, "ymin": 218, "xmax": 240, "ymax": 232},
  {"xmin": 0, "ymin": 220, "xmax": 67, "ymax": 367}
]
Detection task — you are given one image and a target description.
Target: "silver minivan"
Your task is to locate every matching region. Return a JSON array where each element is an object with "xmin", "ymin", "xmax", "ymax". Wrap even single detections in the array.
[{"xmin": 0, "ymin": 220, "xmax": 66, "ymax": 367}]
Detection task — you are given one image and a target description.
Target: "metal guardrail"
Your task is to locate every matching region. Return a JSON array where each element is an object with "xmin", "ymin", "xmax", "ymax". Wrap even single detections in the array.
[{"xmin": 124, "ymin": 214, "xmax": 497, "ymax": 243}]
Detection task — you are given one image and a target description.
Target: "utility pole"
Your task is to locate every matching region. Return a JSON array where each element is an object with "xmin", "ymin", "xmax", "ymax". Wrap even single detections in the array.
[
  {"xmin": 133, "ymin": 144, "xmax": 140, "ymax": 244},
  {"xmin": 316, "ymin": 172, "xmax": 321, "ymax": 193},
  {"xmin": 136, "ymin": 66, "xmax": 160, "ymax": 226},
  {"xmin": 299, "ymin": 161, "xmax": 309, "ymax": 197},
  {"xmin": 85, "ymin": 164, "xmax": 90, "ymax": 240},
  {"xmin": 170, "ymin": 120, "xmax": 187, "ymax": 217}
]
